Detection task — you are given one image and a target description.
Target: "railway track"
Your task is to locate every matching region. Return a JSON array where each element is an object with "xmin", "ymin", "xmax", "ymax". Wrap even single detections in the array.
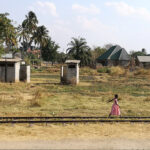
[
  {"xmin": 1, "ymin": 116, "xmax": 150, "ymax": 119},
  {"xmin": 0, "ymin": 117, "xmax": 150, "ymax": 124}
]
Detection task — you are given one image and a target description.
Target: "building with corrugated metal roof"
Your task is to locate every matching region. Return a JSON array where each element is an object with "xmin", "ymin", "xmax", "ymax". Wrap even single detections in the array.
[
  {"xmin": 136, "ymin": 56, "xmax": 150, "ymax": 68},
  {"xmin": 97, "ymin": 45, "xmax": 130, "ymax": 66}
]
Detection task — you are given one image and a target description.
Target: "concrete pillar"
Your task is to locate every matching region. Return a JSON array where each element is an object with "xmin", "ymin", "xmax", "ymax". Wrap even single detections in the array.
[
  {"xmin": 60, "ymin": 66, "xmax": 64, "ymax": 83},
  {"xmin": 26, "ymin": 66, "xmax": 30, "ymax": 83},
  {"xmin": 14, "ymin": 62, "xmax": 20, "ymax": 82},
  {"xmin": 76, "ymin": 64, "xmax": 79, "ymax": 84},
  {"xmin": 61, "ymin": 66, "xmax": 63, "ymax": 78},
  {"xmin": 20, "ymin": 65, "xmax": 30, "ymax": 83}
]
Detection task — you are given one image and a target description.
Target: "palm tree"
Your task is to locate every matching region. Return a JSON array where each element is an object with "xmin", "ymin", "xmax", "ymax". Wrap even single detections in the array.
[
  {"xmin": 67, "ymin": 37, "xmax": 92, "ymax": 66},
  {"xmin": 19, "ymin": 11, "xmax": 38, "ymax": 51},
  {"xmin": 22, "ymin": 11, "xmax": 38, "ymax": 34},
  {"xmin": 34, "ymin": 25, "xmax": 49, "ymax": 48}
]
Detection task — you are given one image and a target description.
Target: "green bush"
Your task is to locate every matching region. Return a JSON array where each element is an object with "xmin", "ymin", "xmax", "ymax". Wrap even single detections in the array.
[
  {"xmin": 31, "ymin": 67, "xmax": 46, "ymax": 73},
  {"xmin": 31, "ymin": 59, "xmax": 41, "ymax": 66},
  {"xmin": 97, "ymin": 67, "xmax": 110, "ymax": 73}
]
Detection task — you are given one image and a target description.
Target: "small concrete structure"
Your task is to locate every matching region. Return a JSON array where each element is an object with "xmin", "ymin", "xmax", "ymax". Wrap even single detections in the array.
[
  {"xmin": 0, "ymin": 58, "xmax": 30, "ymax": 83},
  {"xmin": 0, "ymin": 59, "xmax": 21, "ymax": 82},
  {"xmin": 61, "ymin": 60, "xmax": 80, "ymax": 85}
]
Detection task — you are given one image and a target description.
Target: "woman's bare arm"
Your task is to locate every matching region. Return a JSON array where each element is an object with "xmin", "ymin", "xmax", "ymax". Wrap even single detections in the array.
[{"xmin": 107, "ymin": 98, "xmax": 114, "ymax": 103}]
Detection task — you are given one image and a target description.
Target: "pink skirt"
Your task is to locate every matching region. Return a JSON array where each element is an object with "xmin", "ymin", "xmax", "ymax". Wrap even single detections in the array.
[{"xmin": 110, "ymin": 104, "xmax": 120, "ymax": 116}]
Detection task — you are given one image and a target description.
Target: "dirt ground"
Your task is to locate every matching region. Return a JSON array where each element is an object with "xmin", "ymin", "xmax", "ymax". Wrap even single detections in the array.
[
  {"xmin": 0, "ymin": 139, "xmax": 150, "ymax": 149},
  {"xmin": 0, "ymin": 123, "xmax": 150, "ymax": 149}
]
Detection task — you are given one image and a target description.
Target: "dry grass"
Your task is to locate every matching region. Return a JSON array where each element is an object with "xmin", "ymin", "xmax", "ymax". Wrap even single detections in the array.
[
  {"xmin": 0, "ymin": 123, "xmax": 150, "ymax": 141},
  {"xmin": 0, "ymin": 66, "xmax": 150, "ymax": 117},
  {"xmin": 134, "ymin": 68, "xmax": 150, "ymax": 76},
  {"xmin": 143, "ymin": 97, "xmax": 150, "ymax": 102},
  {"xmin": 109, "ymin": 66, "xmax": 126, "ymax": 76},
  {"xmin": 0, "ymin": 66, "xmax": 150, "ymax": 142},
  {"xmin": 80, "ymin": 67, "xmax": 99, "ymax": 76},
  {"xmin": 68, "ymin": 77, "xmax": 77, "ymax": 85},
  {"xmin": 0, "ymin": 66, "xmax": 150, "ymax": 143},
  {"xmin": 29, "ymin": 90, "xmax": 42, "ymax": 107}
]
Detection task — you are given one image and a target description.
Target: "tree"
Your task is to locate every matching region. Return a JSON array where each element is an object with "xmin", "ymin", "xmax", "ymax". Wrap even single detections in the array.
[
  {"xmin": 57, "ymin": 52, "xmax": 67, "ymax": 63},
  {"xmin": 141, "ymin": 48, "xmax": 146, "ymax": 55},
  {"xmin": 66, "ymin": 37, "xmax": 92, "ymax": 66},
  {"xmin": 104, "ymin": 43, "xmax": 114, "ymax": 50},
  {"xmin": 18, "ymin": 11, "xmax": 49, "ymax": 59},
  {"xmin": 18, "ymin": 11, "xmax": 38, "ymax": 51},
  {"xmin": 91, "ymin": 46, "xmax": 107, "ymax": 66},
  {"xmin": 130, "ymin": 50, "xmax": 146, "ymax": 58},
  {"xmin": 0, "ymin": 13, "xmax": 17, "ymax": 51},
  {"xmin": 33, "ymin": 25, "xmax": 49, "ymax": 48},
  {"xmin": 41, "ymin": 38, "xmax": 59, "ymax": 65}
]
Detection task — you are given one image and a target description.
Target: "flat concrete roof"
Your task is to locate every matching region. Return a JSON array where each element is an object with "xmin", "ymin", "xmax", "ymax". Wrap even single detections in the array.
[
  {"xmin": 65, "ymin": 60, "xmax": 80, "ymax": 64},
  {"xmin": 0, "ymin": 58, "xmax": 22, "ymax": 63}
]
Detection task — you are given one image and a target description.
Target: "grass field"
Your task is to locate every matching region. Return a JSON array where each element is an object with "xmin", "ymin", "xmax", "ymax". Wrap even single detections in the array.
[{"xmin": 0, "ymin": 66, "xmax": 150, "ymax": 117}]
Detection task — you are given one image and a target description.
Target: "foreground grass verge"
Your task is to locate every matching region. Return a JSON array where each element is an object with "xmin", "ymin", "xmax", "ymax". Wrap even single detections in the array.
[{"xmin": 0, "ymin": 123, "xmax": 149, "ymax": 141}]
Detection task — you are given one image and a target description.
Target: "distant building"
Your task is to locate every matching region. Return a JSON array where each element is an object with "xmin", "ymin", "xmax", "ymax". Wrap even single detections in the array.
[
  {"xmin": 136, "ymin": 56, "xmax": 150, "ymax": 68},
  {"xmin": 1, "ymin": 52, "xmax": 21, "ymax": 59},
  {"xmin": 1, "ymin": 53, "xmax": 13, "ymax": 59},
  {"xmin": 97, "ymin": 45, "xmax": 130, "ymax": 67}
]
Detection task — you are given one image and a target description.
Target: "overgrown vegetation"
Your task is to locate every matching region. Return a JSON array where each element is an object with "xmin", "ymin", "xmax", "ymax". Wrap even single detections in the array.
[
  {"xmin": 97, "ymin": 66, "xmax": 126, "ymax": 76},
  {"xmin": 0, "ymin": 66, "xmax": 150, "ymax": 117},
  {"xmin": 97, "ymin": 67, "xmax": 110, "ymax": 73}
]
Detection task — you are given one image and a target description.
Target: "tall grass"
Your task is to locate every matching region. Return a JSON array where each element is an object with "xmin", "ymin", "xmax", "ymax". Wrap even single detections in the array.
[
  {"xmin": 29, "ymin": 90, "xmax": 42, "ymax": 107},
  {"xmin": 97, "ymin": 66, "xmax": 126, "ymax": 76},
  {"xmin": 80, "ymin": 67, "xmax": 98, "ymax": 76},
  {"xmin": 97, "ymin": 67, "xmax": 110, "ymax": 73},
  {"xmin": 134, "ymin": 68, "xmax": 150, "ymax": 76},
  {"xmin": 109, "ymin": 66, "xmax": 126, "ymax": 76}
]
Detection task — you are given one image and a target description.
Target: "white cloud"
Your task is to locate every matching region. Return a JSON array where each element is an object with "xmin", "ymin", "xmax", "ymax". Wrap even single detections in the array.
[
  {"xmin": 47, "ymin": 16, "xmax": 119, "ymax": 52},
  {"xmin": 106, "ymin": 1, "xmax": 150, "ymax": 21},
  {"xmin": 47, "ymin": 19, "xmax": 75, "ymax": 52},
  {"xmin": 76, "ymin": 16, "xmax": 118, "ymax": 45},
  {"xmin": 77, "ymin": 16, "xmax": 107, "ymax": 31},
  {"xmin": 72, "ymin": 4, "xmax": 100, "ymax": 15},
  {"xmin": 30, "ymin": 1, "xmax": 58, "ymax": 17}
]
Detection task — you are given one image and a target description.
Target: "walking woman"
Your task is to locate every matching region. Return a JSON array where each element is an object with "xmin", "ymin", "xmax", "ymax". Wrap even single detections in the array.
[{"xmin": 108, "ymin": 94, "xmax": 121, "ymax": 117}]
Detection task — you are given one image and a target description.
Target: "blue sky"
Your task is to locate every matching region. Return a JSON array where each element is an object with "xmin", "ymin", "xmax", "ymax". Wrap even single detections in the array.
[{"xmin": 1, "ymin": 0, "xmax": 150, "ymax": 53}]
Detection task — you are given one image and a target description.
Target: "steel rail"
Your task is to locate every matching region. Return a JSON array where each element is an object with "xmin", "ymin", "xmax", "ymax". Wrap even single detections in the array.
[
  {"xmin": 0, "ymin": 116, "xmax": 150, "ymax": 120},
  {"xmin": 0, "ymin": 119, "xmax": 150, "ymax": 124}
]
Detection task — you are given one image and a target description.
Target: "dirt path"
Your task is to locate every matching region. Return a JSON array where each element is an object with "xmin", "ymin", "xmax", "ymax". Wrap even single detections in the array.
[
  {"xmin": 0, "ymin": 139, "xmax": 149, "ymax": 149},
  {"xmin": 0, "ymin": 123, "xmax": 149, "ymax": 149}
]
